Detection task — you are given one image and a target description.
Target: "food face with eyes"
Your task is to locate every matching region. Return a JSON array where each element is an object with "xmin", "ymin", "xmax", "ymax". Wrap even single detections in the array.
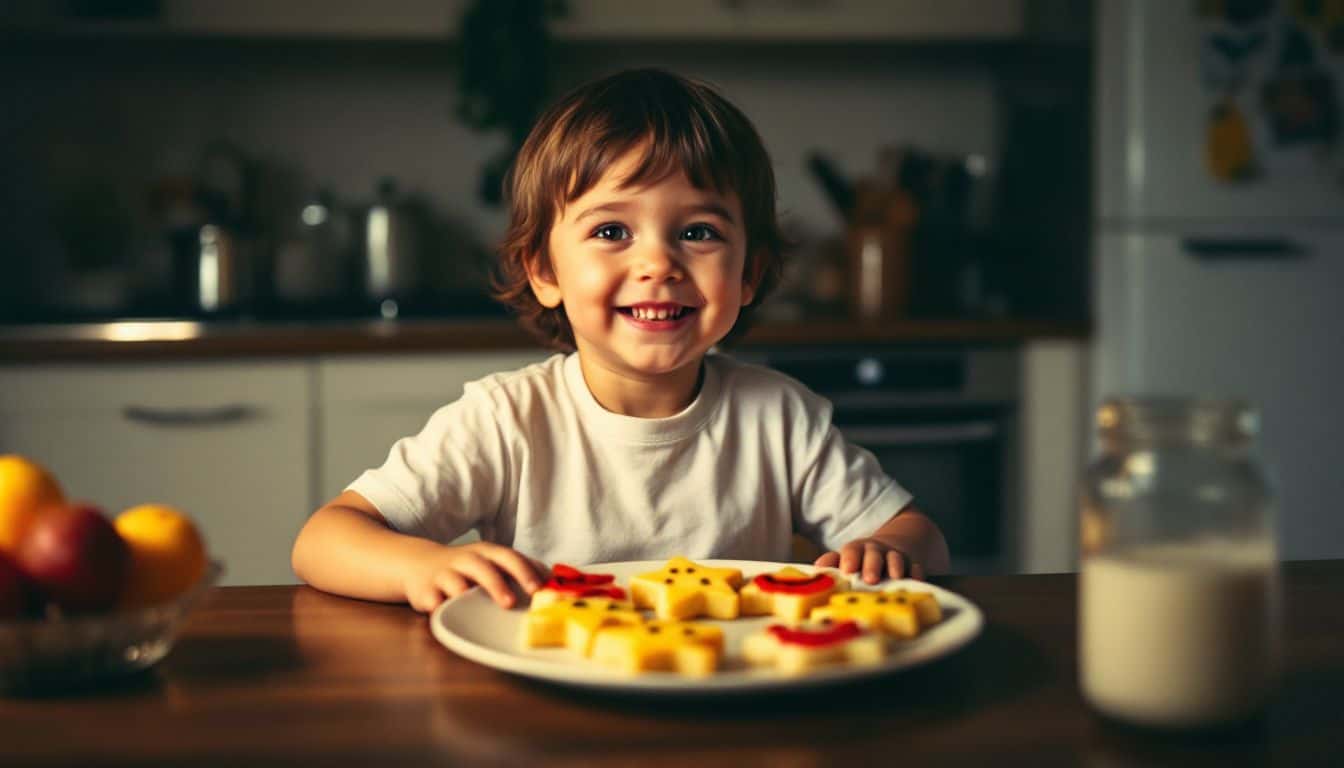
[
  {"xmin": 809, "ymin": 588, "xmax": 944, "ymax": 639},
  {"xmin": 629, "ymin": 557, "xmax": 744, "ymax": 621},
  {"xmin": 589, "ymin": 619, "xmax": 725, "ymax": 676}
]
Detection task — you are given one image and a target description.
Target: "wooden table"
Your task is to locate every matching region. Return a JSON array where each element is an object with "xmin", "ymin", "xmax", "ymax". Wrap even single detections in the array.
[{"xmin": 2, "ymin": 561, "xmax": 1340, "ymax": 766}]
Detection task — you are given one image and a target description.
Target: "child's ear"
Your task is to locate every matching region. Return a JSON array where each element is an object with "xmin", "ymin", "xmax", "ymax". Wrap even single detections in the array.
[{"xmin": 525, "ymin": 251, "xmax": 563, "ymax": 308}]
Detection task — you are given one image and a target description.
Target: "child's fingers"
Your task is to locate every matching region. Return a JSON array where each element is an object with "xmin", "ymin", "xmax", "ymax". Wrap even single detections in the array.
[
  {"xmin": 813, "ymin": 551, "xmax": 841, "ymax": 568},
  {"xmin": 455, "ymin": 555, "xmax": 517, "ymax": 607},
  {"xmin": 861, "ymin": 541, "xmax": 885, "ymax": 584},
  {"xmin": 434, "ymin": 569, "xmax": 470, "ymax": 600},
  {"xmin": 530, "ymin": 558, "xmax": 552, "ymax": 582},
  {"xmin": 839, "ymin": 541, "xmax": 865, "ymax": 574},
  {"xmin": 480, "ymin": 545, "xmax": 545, "ymax": 593},
  {"xmin": 886, "ymin": 550, "xmax": 906, "ymax": 580},
  {"xmin": 407, "ymin": 581, "xmax": 445, "ymax": 613}
]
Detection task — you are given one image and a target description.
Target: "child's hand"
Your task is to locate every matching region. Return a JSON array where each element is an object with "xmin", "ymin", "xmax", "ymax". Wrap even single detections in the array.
[
  {"xmin": 813, "ymin": 537, "xmax": 924, "ymax": 584},
  {"xmin": 403, "ymin": 541, "xmax": 548, "ymax": 612}
]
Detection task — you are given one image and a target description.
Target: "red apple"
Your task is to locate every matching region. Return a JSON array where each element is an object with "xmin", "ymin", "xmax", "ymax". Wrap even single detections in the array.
[
  {"xmin": 0, "ymin": 552, "xmax": 27, "ymax": 619},
  {"xmin": 15, "ymin": 503, "xmax": 129, "ymax": 613}
]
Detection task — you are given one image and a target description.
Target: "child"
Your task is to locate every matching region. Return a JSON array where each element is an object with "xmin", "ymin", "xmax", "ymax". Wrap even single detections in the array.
[{"xmin": 292, "ymin": 69, "xmax": 949, "ymax": 611}]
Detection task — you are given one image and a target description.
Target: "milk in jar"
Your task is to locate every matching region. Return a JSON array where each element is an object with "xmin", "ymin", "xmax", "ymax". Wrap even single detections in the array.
[{"xmin": 1078, "ymin": 399, "xmax": 1282, "ymax": 728}]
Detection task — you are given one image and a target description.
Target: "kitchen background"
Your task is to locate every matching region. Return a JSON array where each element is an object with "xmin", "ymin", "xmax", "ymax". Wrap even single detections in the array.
[{"xmin": 1, "ymin": 0, "xmax": 1340, "ymax": 585}]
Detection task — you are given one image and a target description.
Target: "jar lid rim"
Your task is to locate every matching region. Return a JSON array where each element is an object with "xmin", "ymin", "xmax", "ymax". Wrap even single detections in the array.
[{"xmin": 1097, "ymin": 397, "xmax": 1259, "ymax": 442}]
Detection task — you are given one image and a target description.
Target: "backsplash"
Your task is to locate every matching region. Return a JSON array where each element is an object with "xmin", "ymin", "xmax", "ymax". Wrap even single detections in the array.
[{"xmin": 0, "ymin": 39, "xmax": 1003, "ymax": 317}]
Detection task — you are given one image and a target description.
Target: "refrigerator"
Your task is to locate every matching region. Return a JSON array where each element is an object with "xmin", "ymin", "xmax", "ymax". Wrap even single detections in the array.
[{"xmin": 1092, "ymin": 0, "xmax": 1344, "ymax": 561}]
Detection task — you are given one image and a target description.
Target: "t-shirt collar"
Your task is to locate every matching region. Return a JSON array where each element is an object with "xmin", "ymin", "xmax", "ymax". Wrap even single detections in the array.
[{"xmin": 562, "ymin": 353, "xmax": 721, "ymax": 444}]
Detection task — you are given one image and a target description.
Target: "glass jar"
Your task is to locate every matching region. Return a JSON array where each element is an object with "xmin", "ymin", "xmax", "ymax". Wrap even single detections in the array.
[{"xmin": 1078, "ymin": 398, "xmax": 1283, "ymax": 728}]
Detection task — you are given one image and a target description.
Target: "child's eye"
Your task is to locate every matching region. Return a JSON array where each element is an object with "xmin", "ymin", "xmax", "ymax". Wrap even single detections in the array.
[
  {"xmin": 591, "ymin": 223, "xmax": 630, "ymax": 241},
  {"xmin": 680, "ymin": 224, "xmax": 723, "ymax": 242}
]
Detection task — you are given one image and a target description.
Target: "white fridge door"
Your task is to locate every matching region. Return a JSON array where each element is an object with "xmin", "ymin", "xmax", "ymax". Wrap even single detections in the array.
[
  {"xmin": 1092, "ymin": 230, "xmax": 1344, "ymax": 561},
  {"xmin": 1097, "ymin": 1, "xmax": 1344, "ymax": 223}
]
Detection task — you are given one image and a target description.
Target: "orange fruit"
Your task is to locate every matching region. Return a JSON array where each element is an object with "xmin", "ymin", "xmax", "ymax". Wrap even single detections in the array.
[
  {"xmin": 114, "ymin": 504, "xmax": 208, "ymax": 607},
  {"xmin": 0, "ymin": 454, "xmax": 65, "ymax": 556}
]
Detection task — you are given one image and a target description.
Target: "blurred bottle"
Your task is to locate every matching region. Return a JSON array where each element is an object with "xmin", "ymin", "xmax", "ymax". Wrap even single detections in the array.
[{"xmin": 846, "ymin": 178, "xmax": 916, "ymax": 320}]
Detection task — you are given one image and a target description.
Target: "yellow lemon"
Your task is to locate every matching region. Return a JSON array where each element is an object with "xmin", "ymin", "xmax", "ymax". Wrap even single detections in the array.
[
  {"xmin": 0, "ymin": 454, "xmax": 65, "ymax": 556},
  {"xmin": 115, "ymin": 504, "xmax": 208, "ymax": 607}
]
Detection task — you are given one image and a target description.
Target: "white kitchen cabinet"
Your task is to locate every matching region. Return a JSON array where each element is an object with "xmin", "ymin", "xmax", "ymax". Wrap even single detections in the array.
[
  {"xmin": 0, "ymin": 362, "xmax": 312, "ymax": 586},
  {"xmin": 317, "ymin": 350, "xmax": 550, "ymax": 544},
  {"xmin": 5, "ymin": 0, "xmax": 1024, "ymax": 41}
]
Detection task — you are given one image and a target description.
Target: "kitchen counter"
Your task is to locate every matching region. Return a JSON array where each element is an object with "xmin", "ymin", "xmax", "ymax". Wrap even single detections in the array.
[
  {"xmin": 0, "ymin": 317, "xmax": 1090, "ymax": 362},
  {"xmin": 1, "ymin": 561, "xmax": 1337, "ymax": 766}
]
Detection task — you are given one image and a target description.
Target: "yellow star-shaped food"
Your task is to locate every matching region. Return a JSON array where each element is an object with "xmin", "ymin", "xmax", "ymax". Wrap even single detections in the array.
[
  {"xmin": 742, "ymin": 620, "xmax": 887, "ymax": 676},
  {"xmin": 629, "ymin": 557, "xmax": 744, "ymax": 620},
  {"xmin": 590, "ymin": 619, "xmax": 725, "ymax": 677},
  {"xmin": 521, "ymin": 596, "xmax": 643, "ymax": 656},
  {"xmin": 740, "ymin": 565, "xmax": 848, "ymax": 623},
  {"xmin": 809, "ymin": 588, "xmax": 943, "ymax": 639}
]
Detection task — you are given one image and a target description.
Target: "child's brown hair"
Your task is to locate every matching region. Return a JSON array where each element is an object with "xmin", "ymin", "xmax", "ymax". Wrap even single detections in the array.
[{"xmin": 493, "ymin": 68, "xmax": 785, "ymax": 352}]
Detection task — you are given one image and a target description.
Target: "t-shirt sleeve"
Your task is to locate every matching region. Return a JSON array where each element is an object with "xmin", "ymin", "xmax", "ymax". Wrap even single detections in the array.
[
  {"xmin": 345, "ymin": 385, "xmax": 510, "ymax": 544},
  {"xmin": 791, "ymin": 399, "xmax": 914, "ymax": 551}
]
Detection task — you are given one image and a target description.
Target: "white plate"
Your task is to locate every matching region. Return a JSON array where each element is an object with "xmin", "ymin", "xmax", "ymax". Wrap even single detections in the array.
[{"xmin": 430, "ymin": 560, "xmax": 984, "ymax": 693}]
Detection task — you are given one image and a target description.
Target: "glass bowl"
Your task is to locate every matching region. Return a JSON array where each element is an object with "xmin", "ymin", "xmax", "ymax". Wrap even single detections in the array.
[{"xmin": 0, "ymin": 560, "xmax": 223, "ymax": 694}]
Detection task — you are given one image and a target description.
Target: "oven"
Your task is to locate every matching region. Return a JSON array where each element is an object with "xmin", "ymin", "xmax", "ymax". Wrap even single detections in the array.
[{"xmin": 751, "ymin": 345, "xmax": 1020, "ymax": 574}]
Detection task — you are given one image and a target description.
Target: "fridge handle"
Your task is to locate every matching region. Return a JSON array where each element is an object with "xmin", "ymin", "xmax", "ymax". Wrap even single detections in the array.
[{"xmin": 1182, "ymin": 237, "xmax": 1308, "ymax": 261}]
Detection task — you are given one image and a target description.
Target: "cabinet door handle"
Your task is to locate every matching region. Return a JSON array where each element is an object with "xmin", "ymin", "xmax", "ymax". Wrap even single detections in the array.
[
  {"xmin": 122, "ymin": 404, "xmax": 259, "ymax": 426},
  {"xmin": 839, "ymin": 422, "xmax": 998, "ymax": 447},
  {"xmin": 1182, "ymin": 237, "xmax": 1307, "ymax": 261}
]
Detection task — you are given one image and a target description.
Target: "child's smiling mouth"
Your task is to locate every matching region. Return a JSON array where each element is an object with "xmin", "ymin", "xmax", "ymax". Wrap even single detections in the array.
[{"xmin": 616, "ymin": 302, "xmax": 697, "ymax": 330}]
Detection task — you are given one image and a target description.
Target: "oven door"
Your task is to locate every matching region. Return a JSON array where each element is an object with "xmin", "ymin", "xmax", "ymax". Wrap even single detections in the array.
[{"xmin": 834, "ymin": 405, "xmax": 1007, "ymax": 566}]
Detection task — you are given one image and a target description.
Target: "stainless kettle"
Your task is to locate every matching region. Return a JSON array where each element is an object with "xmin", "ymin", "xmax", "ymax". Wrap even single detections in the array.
[{"xmin": 360, "ymin": 178, "xmax": 421, "ymax": 303}]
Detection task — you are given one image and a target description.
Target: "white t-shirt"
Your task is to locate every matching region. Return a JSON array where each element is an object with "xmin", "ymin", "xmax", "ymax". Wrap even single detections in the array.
[{"xmin": 348, "ymin": 352, "xmax": 912, "ymax": 565}]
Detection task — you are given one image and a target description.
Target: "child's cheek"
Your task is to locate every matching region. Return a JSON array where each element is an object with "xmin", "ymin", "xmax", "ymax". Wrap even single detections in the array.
[{"xmin": 571, "ymin": 270, "xmax": 616, "ymax": 305}]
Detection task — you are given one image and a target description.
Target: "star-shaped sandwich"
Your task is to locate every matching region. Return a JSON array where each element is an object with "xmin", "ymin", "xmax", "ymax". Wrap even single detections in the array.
[
  {"xmin": 590, "ymin": 619, "xmax": 725, "ymax": 676},
  {"xmin": 529, "ymin": 563, "xmax": 626, "ymax": 610},
  {"xmin": 809, "ymin": 587, "xmax": 943, "ymax": 639},
  {"xmin": 521, "ymin": 596, "xmax": 644, "ymax": 656},
  {"xmin": 629, "ymin": 557, "xmax": 744, "ymax": 621},
  {"xmin": 742, "ymin": 619, "xmax": 887, "ymax": 675},
  {"xmin": 740, "ymin": 565, "xmax": 848, "ymax": 623}
]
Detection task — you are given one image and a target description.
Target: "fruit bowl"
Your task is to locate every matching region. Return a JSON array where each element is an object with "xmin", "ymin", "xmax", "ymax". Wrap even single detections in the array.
[{"xmin": 0, "ymin": 560, "xmax": 223, "ymax": 694}]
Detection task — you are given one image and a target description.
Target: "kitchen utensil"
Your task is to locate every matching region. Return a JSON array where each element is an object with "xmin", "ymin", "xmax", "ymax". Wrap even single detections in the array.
[
  {"xmin": 846, "ymin": 179, "xmax": 916, "ymax": 320},
  {"xmin": 805, "ymin": 150, "xmax": 856, "ymax": 224},
  {"xmin": 359, "ymin": 178, "xmax": 423, "ymax": 303},
  {"xmin": 273, "ymin": 189, "xmax": 352, "ymax": 303}
]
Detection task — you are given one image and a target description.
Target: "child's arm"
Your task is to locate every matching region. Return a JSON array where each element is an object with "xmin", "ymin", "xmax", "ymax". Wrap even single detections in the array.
[
  {"xmin": 291, "ymin": 490, "xmax": 546, "ymax": 611},
  {"xmin": 813, "ymin": 506, "xmax": 950, "ymax": 584}
]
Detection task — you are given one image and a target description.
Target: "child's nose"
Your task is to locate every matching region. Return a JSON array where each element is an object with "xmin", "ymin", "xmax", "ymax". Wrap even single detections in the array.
[{"xmin": 633, "ymin": 241, "xmax": 685, "ymax": 283}]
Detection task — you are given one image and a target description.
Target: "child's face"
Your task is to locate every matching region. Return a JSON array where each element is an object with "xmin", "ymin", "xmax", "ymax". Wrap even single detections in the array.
[{"xmin": 529, "ymin": 149, "xmax": 756, "ymax": 389}]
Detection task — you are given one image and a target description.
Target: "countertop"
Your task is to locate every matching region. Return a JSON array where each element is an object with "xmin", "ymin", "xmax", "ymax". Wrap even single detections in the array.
[
  {"xmin": 0, "ymin": 316, "xmax": 1091, "ymax": 362},
  {"xmin": 1, "ymin": 561, "xmax": 1338, "ymax": 766}
]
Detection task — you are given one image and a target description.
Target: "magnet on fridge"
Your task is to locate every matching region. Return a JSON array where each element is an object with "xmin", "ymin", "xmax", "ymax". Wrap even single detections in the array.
[
  {"xmin": 1260, "ymin": 70, "xmax": 1340, "ymax": 146},
  {"xmin": 1206, "ymin": 97, "xmax": 1261, "ymax": 181}
]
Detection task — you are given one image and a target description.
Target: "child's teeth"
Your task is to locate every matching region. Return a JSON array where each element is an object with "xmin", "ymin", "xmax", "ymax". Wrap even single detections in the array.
[{"xmin": 627, "ymin": 307, "xmax": 686, "ymax": 320}]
